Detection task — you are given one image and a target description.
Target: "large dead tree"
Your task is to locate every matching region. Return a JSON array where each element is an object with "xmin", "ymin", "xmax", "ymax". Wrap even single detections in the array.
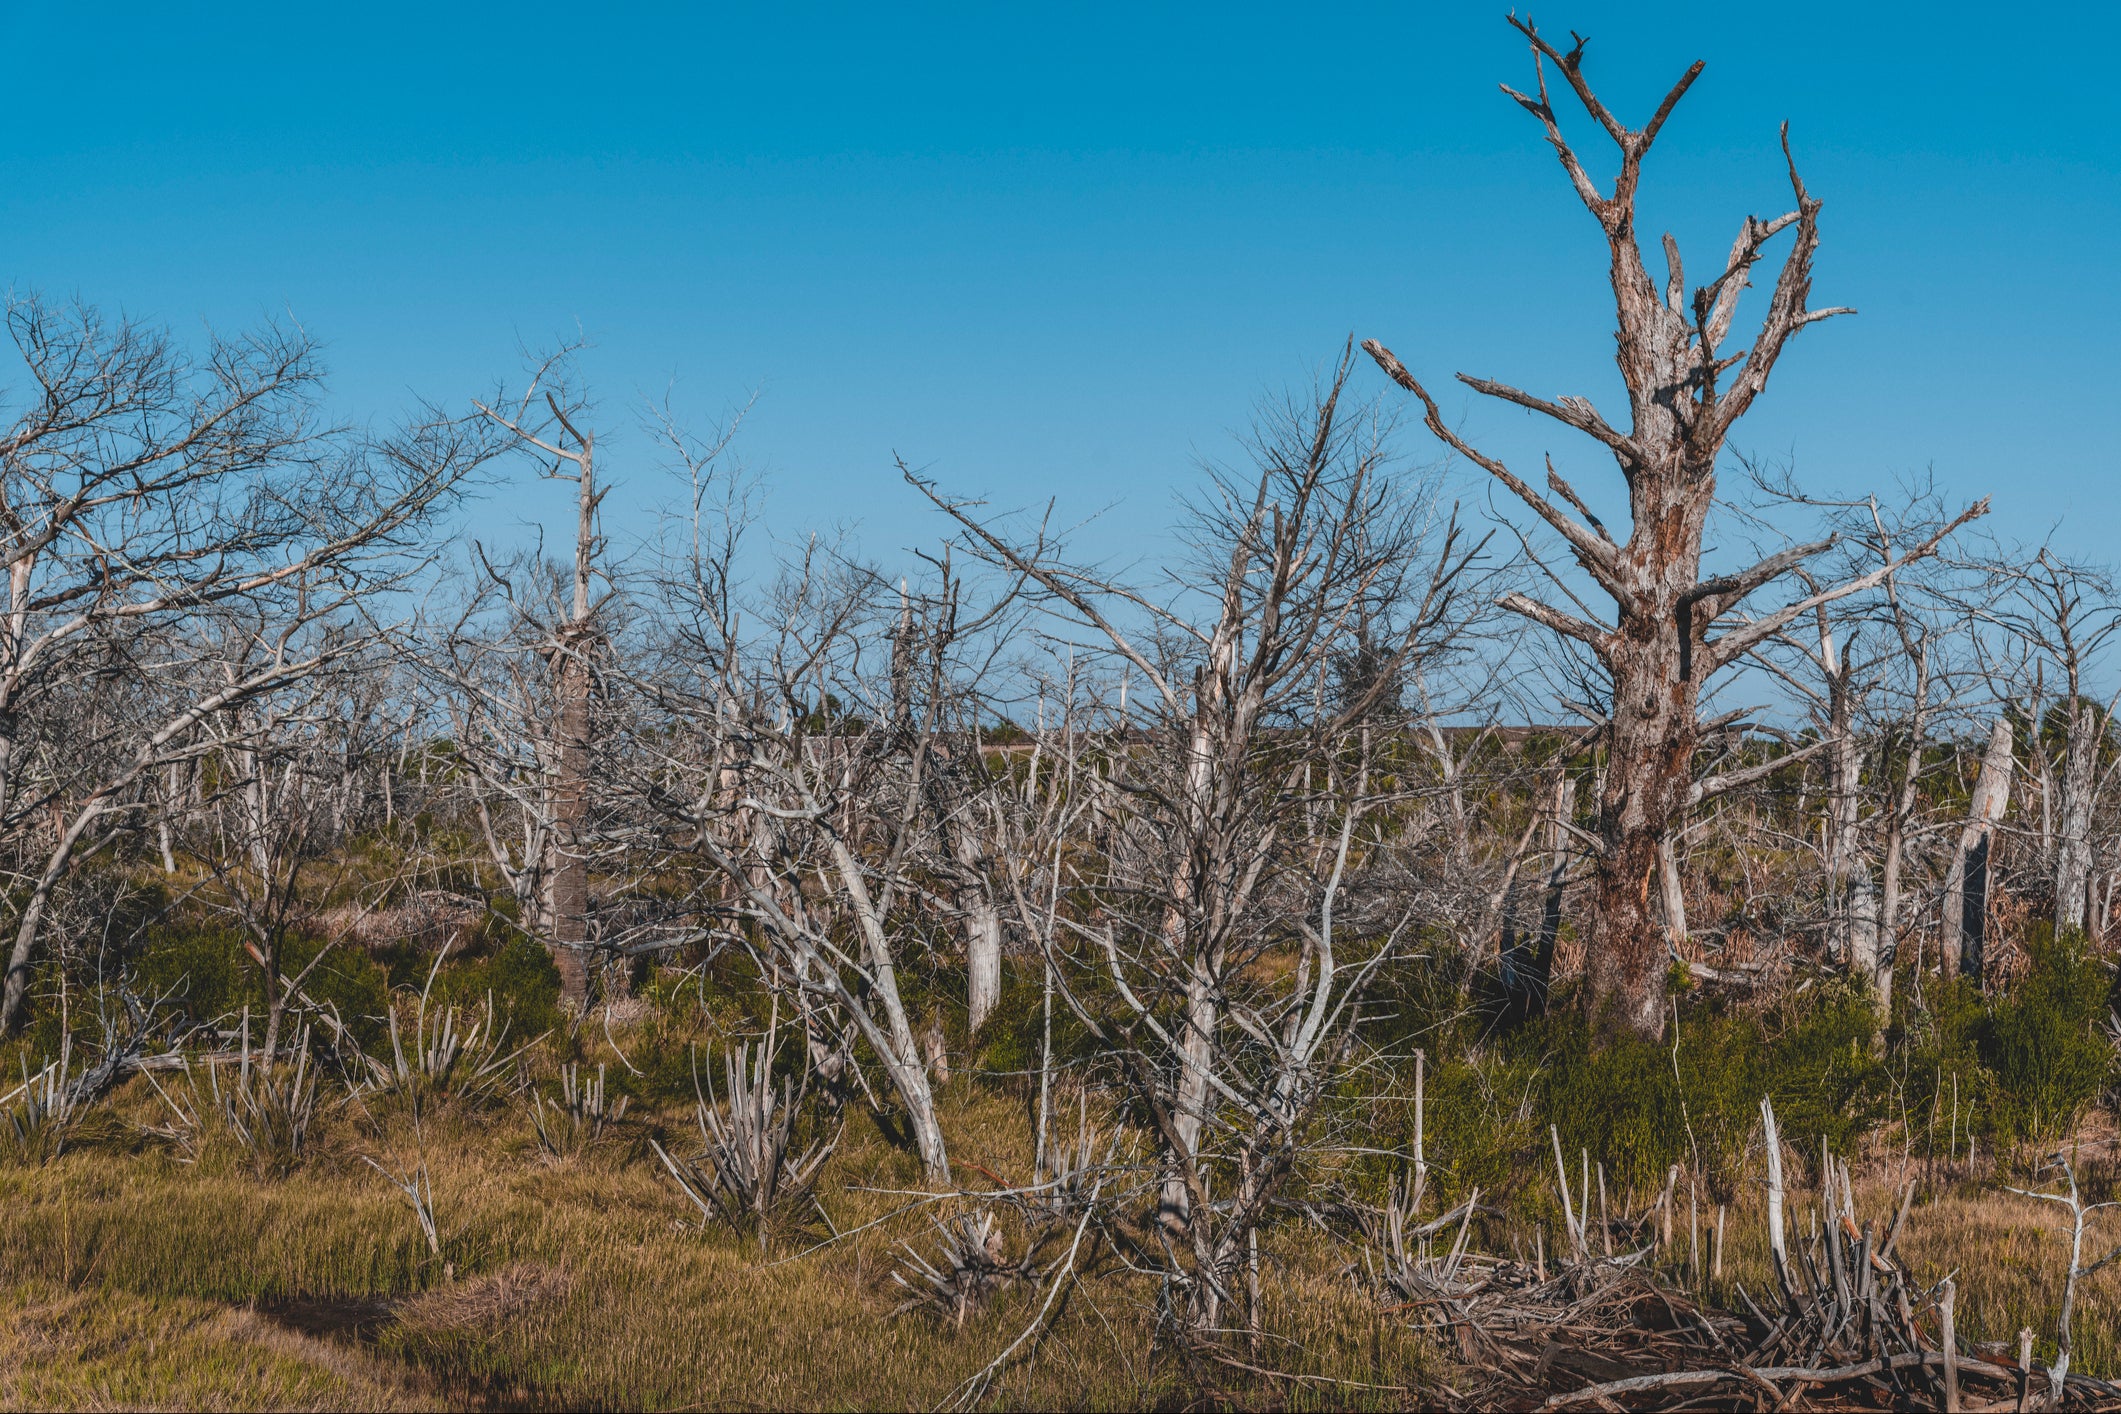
[
  {"xmin": 1943, "ymin": 717, "xmax": 2015, "ymax": 979},
  {"xmin": 1363, "ymin": 18, "xmax": 1980, "ymax": 1038}
]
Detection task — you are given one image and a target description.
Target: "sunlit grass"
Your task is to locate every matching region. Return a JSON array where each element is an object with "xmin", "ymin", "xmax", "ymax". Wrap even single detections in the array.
[
  {"xmin": 0, "ymin": 1073, "xmax": 1443, "ymax": 1409},
  {"xmin": 4, "ymin": 1032, "xmax": 2113, "ymax": 1409}
]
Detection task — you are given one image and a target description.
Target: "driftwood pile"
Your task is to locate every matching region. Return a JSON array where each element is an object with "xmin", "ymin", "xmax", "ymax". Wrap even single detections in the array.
[{"xmin": 1367, "ymin": 1100, "xmax": 2121, "ymax": 1411}]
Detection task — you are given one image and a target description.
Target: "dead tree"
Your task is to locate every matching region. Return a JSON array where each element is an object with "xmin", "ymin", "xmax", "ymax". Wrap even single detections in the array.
[
  {"xmin": 1363, "ymin": 18, "xmax": 1980, "ymax": 1038},
  {"xmin": 1975, "ymin": 550, "xmax": 2120, "ymax": 938},
  {"xmin": 1870, "ymin": 546, "xmax": 1954, "ymax": 1018},
  {"xmin": 0, "ymin": 295, "xmax": 480, "ymax": 1034},
  {"xmin": 1943, "ymin": 717, "xmax": 2014, "ymax": 979},
  {"xmin": 613, "ymin": 412, "xmax": 1005, "ymax": 1185},
  {"xmin": 916, "ymin": 355, "xmax": 1485, "ymax": 1324},
  {"xmin": 1744, "ymin": 493, "xmax": 1970, "ymax": 1013},
  {"xmin": 470, "ymin": 352, "xmax": 613, "ymax": 1008}
]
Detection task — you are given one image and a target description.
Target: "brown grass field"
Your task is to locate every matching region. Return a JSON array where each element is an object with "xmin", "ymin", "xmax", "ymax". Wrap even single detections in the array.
[{"xmin": 3, "ymin": 1047, "xmax": 2116, "ymax": 1412}]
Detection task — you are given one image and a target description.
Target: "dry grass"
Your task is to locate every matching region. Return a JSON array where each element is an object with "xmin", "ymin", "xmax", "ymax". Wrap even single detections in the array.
[
  {"xmin": 6, "ymin": 1042, "xmax": 2118, "ymax": 1409},
  {"xmin": 1, "ymin": 1280, "xmax": 435, "ymax": 1411},
  {"xmin": 0, "ymin": 1075, "xmax": 1438, "ymax": 1410}
]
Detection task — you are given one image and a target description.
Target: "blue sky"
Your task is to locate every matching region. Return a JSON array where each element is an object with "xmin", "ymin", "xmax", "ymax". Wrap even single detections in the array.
[{"xmin": 4, "ymin": 2, "xmax": 2115, "ymax": 575}]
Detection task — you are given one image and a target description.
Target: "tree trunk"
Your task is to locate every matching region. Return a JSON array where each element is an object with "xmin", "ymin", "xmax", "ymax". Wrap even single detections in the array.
[
  {"xmin": 157, "ymin": 764, "xmax": 178, "ymax": 873},
  {"xmin": 1822, "ymin": 651, "xmax": 1863, "ymax": 960},
  {"xmin": 1, "ymin": 801, "xmax": 112, "ymax": 1031},
  {"xmin": 546, "ymin": 431, "xmax": 599, "ymax": 1011},
  {"xmin": 825, "ymin": 833, "xmax": 951, "ymax": 1184},
  {"xmin": 548, "ymin": 645, "xmax": 592, "ymax": 1008},
  {"xmin": 951, "ymin": 795, "xmax": 1003, "ymax": 1034},
  {"xmin": 1162, "ymin": 969, "xmax": 1217, "ymax": 1232},
  {"xmin": 2054, "ymin": 699, "xmax": 2096, "ymax": 937},
  {"xmin": 1508, "ymin": 773, "xmax": 1575, "ymax": 1021},
  {"xmin": 1589, "ymin": 599, "xmax": 1704, "ymax": 1041},
  {"xmin": 1878, "ymin": 811, "xmax": 1908, "ymax": 1022},
  {"xmin": 1159, "ymin": 702, "xmax": 1225, "ymax": 1232},
  {"xmin": 1943, "ymin": 719, "xmax": 2014, "ymax": 980},
  {"xmin": 1847, "ymin": 865, "xmax": 1880, "ymax": 999},
  {"xmin": 964, "ymin": 887, "xmax": 1002, "ymax": 1033}
]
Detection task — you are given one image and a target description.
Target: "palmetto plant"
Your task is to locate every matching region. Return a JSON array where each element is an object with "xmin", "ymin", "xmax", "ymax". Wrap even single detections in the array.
[
  {"xmin": 890, "ymin": 1209, "xmax": 1036, "ymax": 1325},
  {"xmin": 370, "ymin": 961, "xmax": 538, "ymax": 1106},
  {"xmin": 2, "ymin": 1034, "xmax": 85, "ymax": 1165},
  {"xmin": 652, "ymin": 1029, "xmax": 839, "ymax": 1247},
  {"xmin": 529, "ymin": 1062, "xmax": 628, "ymax": 1158},
  {"xmin": 146, "ymin": 1018, "xmax": 323, "ymax": 1173}
]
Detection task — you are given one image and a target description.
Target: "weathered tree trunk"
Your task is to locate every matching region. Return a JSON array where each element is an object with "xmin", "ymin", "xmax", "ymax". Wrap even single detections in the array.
[
  {"xmin": 963, "ymin": 878, "xmax": 1002, "ymax": 1033},
  {"xmin": 1509, "ymin": 772, "xmax": 1576, "ymax": 1019},
  {"xmin": 545, "ymin": 429, "xmax": 598, "ymax": 1011},
  {"xmin": 1588, "ymin": 598, "xmax": 1705, "ymax": 1039},
  {"xmin": 1657, "ymin": 829, "xmax": 1689, "ymax": 953},
  {"xmin": 1159, "ymin": 709, "xmax": 1221, "ymax": 1233},
  {"xmin": 1847, "ymin": 866, "xmax": 1880, "ymax": 996},
  {"xmin": 1874, "ymin": 630, "xmax": 1931, "ymax": 1022},
  {"xmin": 947, "ymin": 768, "xmax": 1003, "ymax": 1034},
  {"xmin": 2054, "ymin": 699, "xmax": 2096, "ymax": 937},
  {"xmin": 473, "ymin": 376, "xmax": 605, "ymax": 1010},
  {"xmin": 824, "ymin": 832, "xmax": 951, "ymax": 1183},
  {"xmin": 1943, "ymin": 719, "xmax": 2014, "ymax": 980},
  {"xmin": 548, "ymin": 640, "xmax": 592, "ymax": 1008},
  {"xmin": 1821, "ymin": 633, "xmax": 1864, "ymax": 960}
]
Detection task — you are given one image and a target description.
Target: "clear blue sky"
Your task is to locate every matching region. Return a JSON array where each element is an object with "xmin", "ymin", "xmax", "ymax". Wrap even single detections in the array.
[{"xmin": 5, "ymin": 2, "xmax": 2115, "ymax": 571}]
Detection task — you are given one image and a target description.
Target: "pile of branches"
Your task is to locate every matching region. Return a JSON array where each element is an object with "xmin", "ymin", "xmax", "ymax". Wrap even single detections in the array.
[{"xmin": 1368, "ymin": 1103, "xmax": 2121, "ymax": 1411}]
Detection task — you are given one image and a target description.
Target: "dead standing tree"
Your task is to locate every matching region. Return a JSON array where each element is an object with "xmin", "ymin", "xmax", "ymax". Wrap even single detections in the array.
[
  {"xmin": 917, "ymin": 355, "xmax": 1486, "ymax": 1325},
  {"xmin": 471, "ymin": 353, "xmax": 611, "ymax": 1009},
  {"xmin": 1364, "ymin": 19, "xmax": 1981, "ymax": 1038},
  {"xmin": 1978, "ymin": 550, "xmax": 2121, "ymax": 939},
  {"xmin": 0, "ymin": 295, "xmax": 480, "ymax": 1035}
]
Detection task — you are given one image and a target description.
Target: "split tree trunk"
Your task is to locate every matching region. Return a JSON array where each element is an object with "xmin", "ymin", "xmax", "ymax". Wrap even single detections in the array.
[
  {"xmin": 1943, "ymin": 719, "xmax": 2014, "ymax": 980},
  {"xmin": 1657, "ymin": 830, "xmax": 1688, "ymax": 954},
  {"xmin": 2054, "ymin": 698, "xmax": 2096, "ymax": 937}
]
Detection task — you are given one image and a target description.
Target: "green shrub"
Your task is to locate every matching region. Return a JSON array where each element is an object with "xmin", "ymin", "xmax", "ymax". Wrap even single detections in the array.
[
  {"xmin": 432, "ymin": 929, "xmax": 563, "ymax": 1040},
  {"xmin": 1421, "ymin": 1047, "xmax": 1541, "ymax": 1200},
  {"xmin": 1538, "ymin": 1021, "xmax": 1684, "ymax": 1192},
  {"xmin": 1502, "ymin": 982, "xmax": 1888, "ymax": 1198},
  {"xmin": 1756, "ymin": 981, "xmax": 1889, "ymax": 1158},
  {"xmin": 1979, "ymin": 927, "xmax": 2115, "ymax": 1142},
  {"xmin": 125, "ymin": 919, "xmax": 250, "ymax": 1033},
  {"xmin": 278, "ymin": 933, "xmax": 392, "ymax": 1052},
  {"xmin": 1896, "ymin": 970, "xmax": 1995, "ymax": 1151}
]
